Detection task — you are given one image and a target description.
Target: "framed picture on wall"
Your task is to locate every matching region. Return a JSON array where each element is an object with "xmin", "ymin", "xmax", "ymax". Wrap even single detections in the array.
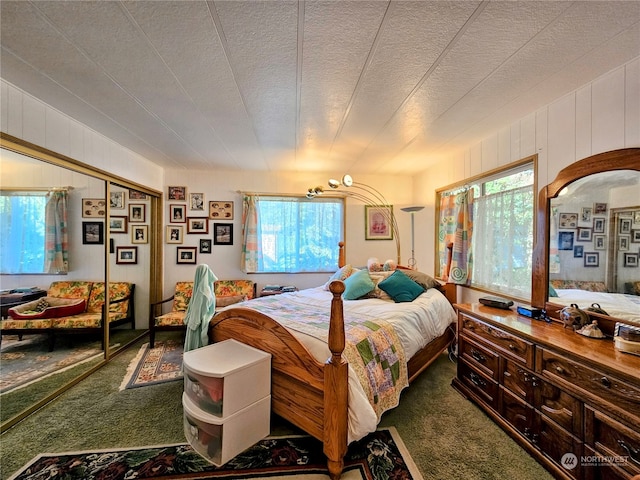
[
  {"xmin": 632, "ymin": 230, "xmax": 640, "ymax": 243},
  {"xmin": 593, "ymin": 235, "xmax": 606, "ymax": 250},
  {"xmin": 620, "ymin": 218, "xmax": 632, "ymax": 235},
  {"xmin": 573, "ymin": 245, "xmax": 583, "ymax": 258},
  {"xmin": 109, "ymin": 216, "xmax": 128, "ymax": 234},
  {"xmin": 190, "ymin": 193, "xmax": 205, "ymax": 211},
  {"xmin": 619, "ymin": 236, "xmax": 630, "ymax": 251},
  {"xmin": 170, "ymin": 204, "xmax": 186, "ymax": 223},
  {"xmin": 110, "ymin": 191, "xmax": 125, "ymax": 209},
  {"xmin": 187, "ymin": 217, "xmax": 209, "ymax": 234},
  {"xmin": 176, "ymin": 246, "xmax": 197, "ymax": 264},
  {"xmin": 213, "ymin": 223, "xmax": 233, "ymax": 245},
  {"xmin": 579, "ymin": 206, "xmax": 592, "ymax": 226},
  {"xmin": 131, "ymin": 225, "xmax": 148, "ymax": 244},
  {"xmin": 559, "ymin": 213, "xmax": 578, "ymax": 229},
  {"xmin": 593, "ymin": 217, "xmax": 606, "ymax": 233},
  {"xmin": 82, "ymin": 222, "xmax": 104, "ymax": 245},
  {"xmin": 199, "ymin": 239, "xmax": 212, "ymax": 254},
  {"xmin": 166, "ymin": 225, "xmax": 183, "ymax": 244},
  {"xmin": 576, "ymin": 228, "xmax": 592, "ymax": 242},
  {"xmin": 116, "ymin": 246, "xmax": 138, "ymax": 265},
  {"xmin": 209, "ymin": 201, "xmax": 234, "ymax": 220},
  {"xmin": 129, "ymin": 204, "xmax": 145, "ymax": 223},
  {"xmin": 129, "ymin": 190, "xmax": 148, "ymax": 200},
  {"xmin": 365, "ymin": 205, "xmax": 394, "ymax": 240},
  {"xmin": 558, "ymin": 231, "xmax": 574, "ymax": 250},
  {"xmin": 584, "ymin": 252, "xmax": 599, "ymax": 267},
  {"xmin": 168, "ymin": 186, "xmax": 186, "ymax": 200},
  {"xmin": 593, "ymin": 203, "xmax": 607, "ymax": 214},
  {"xmin": 82, "ymin": 198, "xmax": 106, "ymax": 218},
  {"xmin": 624, "ymin": 253, "xmax": 639, "ymax": 267}
]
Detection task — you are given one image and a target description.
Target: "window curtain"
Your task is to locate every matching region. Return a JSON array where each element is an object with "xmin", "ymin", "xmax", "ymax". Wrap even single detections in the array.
[
  {"xmin": 44, "ymin": 190, "xmax": 68, "ymax": 274},
  {"xmin": 241, "ymin": 195, "xmax": 261, "ymax": 273},
  {"xmin": 472, "ymin": 185, "xmax": 533, "ymax": 296},
  {"xmin": 439, "ymin": 190, "xmax": 474, "ymax": 284}
]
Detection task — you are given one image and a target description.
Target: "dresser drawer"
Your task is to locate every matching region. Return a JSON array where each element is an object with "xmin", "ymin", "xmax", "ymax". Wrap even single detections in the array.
[
  {"xmin": 585, "ymin": 407, "xmax": 640, "ymax": 477},
  {"xmin": 459, "ymin": 335, "xmax": 499, "ymax": 381},
  {"xmin": 536, "ymin": 413, "xmax": 583, "ymax": 479},
  {"xmin": 459, "ymin": 360, "xmax": 499, "ymax": 410},
  {"xmin": 538, "ymin": 348, "xmax": 640, "ymax": 424},
  {"xmin": 459, "ymin": 312, "xmax": 533, "ymax": 368},
  {"xmin": 500, "ymin": 387, "xmax": 534, "ymax": 439},
  {"xmin": 502, "ymin": 358, "xmax": 535, "ymax": 403}
]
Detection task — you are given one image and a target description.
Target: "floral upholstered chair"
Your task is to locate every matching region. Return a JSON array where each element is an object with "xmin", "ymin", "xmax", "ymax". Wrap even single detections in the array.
[{"xmin": 149, "ymin": 280, "xmax": 255, "ymax": 348}]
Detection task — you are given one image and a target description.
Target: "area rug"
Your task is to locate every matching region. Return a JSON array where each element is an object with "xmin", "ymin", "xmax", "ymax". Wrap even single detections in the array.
[
  {"xmin": 0, "ymin": 334, "xmax": 105, "ymax": 394},
  {"xmin": 119, "ymin": 339, "xmax": 183, "ymax": 390},
  {"xmin": 8, "ymin": 427, "xmax": 420, "ymax": 480}
]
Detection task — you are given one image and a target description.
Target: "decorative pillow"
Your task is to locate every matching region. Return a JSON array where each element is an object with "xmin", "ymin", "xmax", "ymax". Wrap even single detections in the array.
[
  {"xmin": 9, "ymin": 297, "xmax": 87, "ymax": 319},
  {"xmin": 364, "ymin": 271, "xmax": 395, "ymax": 300},
  {"xmin": 378, "ymin": 270, "xmax": 425, "ymax": 303},
  {"xmin": 400, "ymin": 269, "xmax": 440, "ymax": 290},
  {"xmin": 216, "ymin": 295, "xmax": 247, "ymax": 308},
  {"xmin": 324, "ymin": 264, "xmax": 357, "ymax": 290},
  {"xmin": 342, "ymin": 269, "xmax": 375, "ymax": 300}
]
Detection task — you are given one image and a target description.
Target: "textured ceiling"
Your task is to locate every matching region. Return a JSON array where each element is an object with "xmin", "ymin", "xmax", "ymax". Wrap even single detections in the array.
[{"xmin": 1, "ymin": 1, "xmax": 639, "ymax": 175}]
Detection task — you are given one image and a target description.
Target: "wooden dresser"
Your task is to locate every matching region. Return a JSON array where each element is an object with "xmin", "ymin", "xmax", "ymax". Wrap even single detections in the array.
[{"xmin": 452, "ymin": 303, "xmax": 640, "ymax": 480}]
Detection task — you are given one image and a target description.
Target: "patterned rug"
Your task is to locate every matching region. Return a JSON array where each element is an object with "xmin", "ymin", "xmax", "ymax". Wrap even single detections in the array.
[
  {"xmin": 0, "ymin": 334, "xmax": 104, "ymax": 394},
  {"xmin": 8, "ymin": 428, "xmax": 420, "ymax": 480},
  {"xmin": 119, "ymin": 339, "xmax": 183, "ymax": 390}
]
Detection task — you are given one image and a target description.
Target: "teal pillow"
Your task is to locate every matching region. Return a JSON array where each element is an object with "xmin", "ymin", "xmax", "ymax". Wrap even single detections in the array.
[
  {"xmin": 342, "ymin": 269, "xmax": 375, "ymax": 300},
  {"xmin": 378, "ymin": 270, "xmax": 425, "ymax": 303},
  {"xmin": 549, "ymin": 284, "xmax": 558, "ymax": 297}
]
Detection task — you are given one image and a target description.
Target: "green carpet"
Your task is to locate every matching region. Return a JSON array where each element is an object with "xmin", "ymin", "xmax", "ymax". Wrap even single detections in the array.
[{"xmin": 0, "ymin": 332, "xmax": 552, "ymax": 480}]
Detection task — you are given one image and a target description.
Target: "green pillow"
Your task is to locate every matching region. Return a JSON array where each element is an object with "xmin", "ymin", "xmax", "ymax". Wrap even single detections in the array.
[
  {"xmin": 549, "ymin": 284, "xmax": 558, "ymax": 297},
  {"xmin": 342, "ymin": 269, "xmax": 375, "ymax": 300},
  {"xmin": 378, "ymin": 270, "xmax": 425, "ymax": 303}
]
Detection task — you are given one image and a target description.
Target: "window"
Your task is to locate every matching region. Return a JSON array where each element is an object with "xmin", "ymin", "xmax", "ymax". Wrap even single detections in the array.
[
  {"xmin": 437, "ymin": 158, "xmax": 535, "ymax": 299},
  {"xmin": 246, "ymin": 195, "xmax": 344, "ymax": 273},
  {"xmin": 0, "ymin": 191, "xmax": 47, "ymax": 273}
]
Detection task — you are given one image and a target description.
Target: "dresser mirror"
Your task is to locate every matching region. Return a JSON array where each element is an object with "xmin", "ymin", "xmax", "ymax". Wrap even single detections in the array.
[
  {"xmin": 532, "ymin": 148, "xmax": 640, "ymax": 332},
  {"xmin": 0, "ymin": 134, "xmax": 162, "ymax": 432}
]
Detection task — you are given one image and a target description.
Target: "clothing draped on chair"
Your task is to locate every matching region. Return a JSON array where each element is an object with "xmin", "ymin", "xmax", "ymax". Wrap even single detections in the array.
[
  {"xmin": 44, "ymin": 190, "xmax": 69, "ymax": 274},
  {"xmin": 184, "ymin": 264, "xmax": 218, "ymax": 352}
]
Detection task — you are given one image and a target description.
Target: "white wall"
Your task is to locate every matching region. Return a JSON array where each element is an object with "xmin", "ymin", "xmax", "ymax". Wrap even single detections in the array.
[{"xmin": 414, "ymin": 57, "xmax": 640, "ymax": 303}]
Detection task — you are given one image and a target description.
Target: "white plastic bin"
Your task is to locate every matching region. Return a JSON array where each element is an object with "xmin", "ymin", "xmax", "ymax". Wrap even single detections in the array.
[
  {"xmin": 183, "ymin": 393, "xmax": 271, "ymax": 466},
  {"xmin": 183, "ymin": 339, "xmax": 271, "ymax": 417}
]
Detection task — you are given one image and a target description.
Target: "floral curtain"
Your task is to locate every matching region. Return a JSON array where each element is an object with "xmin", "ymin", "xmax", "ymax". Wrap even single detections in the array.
[
  {"xmin": 241, "ymin": 195, "xmax": 261, "ymax": 273},
  {"xmin": 44, "ymin": 190, "xmax": 68, "ymax": 274},
  {"xmin": 438, "ymin": 190, "xmax": 474, "ymax": 285}
]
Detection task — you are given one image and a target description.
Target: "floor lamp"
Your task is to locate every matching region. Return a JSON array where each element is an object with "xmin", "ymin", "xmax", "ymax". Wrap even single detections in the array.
[{"xmin": 401, "ymin": 206, "xmax": 424, "ymax": 269}]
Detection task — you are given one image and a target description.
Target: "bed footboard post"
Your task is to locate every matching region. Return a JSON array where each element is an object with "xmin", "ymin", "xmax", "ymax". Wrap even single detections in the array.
[{"xmin": 324, "ymin": 280, "xmax": 348, "ymax": 480}]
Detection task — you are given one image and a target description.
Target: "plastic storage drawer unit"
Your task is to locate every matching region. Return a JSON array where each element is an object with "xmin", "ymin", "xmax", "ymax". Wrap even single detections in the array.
[
  {"xmin": 183, "ymin": 339, "xmax": 271, "ymax": 417},
  {"xmin": 183, "ymin": 393, "xmax": 271, "ymax": 466}
]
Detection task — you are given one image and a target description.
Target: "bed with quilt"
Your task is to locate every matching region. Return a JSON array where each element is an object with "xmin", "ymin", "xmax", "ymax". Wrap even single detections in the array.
[{"xmin": 208, "ymin": 263, "xmax": 457, "ymax": 479}]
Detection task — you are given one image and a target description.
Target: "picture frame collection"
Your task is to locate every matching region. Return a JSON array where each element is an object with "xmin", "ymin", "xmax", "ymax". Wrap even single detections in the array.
[
  {"xmin": 558, "ymin": 204, "xmax": 640, "ymax": 269},
  {"xmin": 166, "ymin": 186, "xmax": 234, "ymax": 264},
  {"xmin": 82, "ymin": 189, "xmax": 150, "ymax": 265}
]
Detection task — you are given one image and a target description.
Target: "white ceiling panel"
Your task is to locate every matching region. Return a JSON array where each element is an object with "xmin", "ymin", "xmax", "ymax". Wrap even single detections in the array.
[{"xmin": 1, "ymin": 0, "xmax": 638, "ymax": 174}]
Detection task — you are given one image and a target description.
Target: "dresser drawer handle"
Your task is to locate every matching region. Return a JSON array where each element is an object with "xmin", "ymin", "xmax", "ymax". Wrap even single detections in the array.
[
  {"xmin": 470, "ymin": 349, "xmax": 487, "ymax": 363},
  {"xmin": 469, "ymin": 372, "xmax": 487, "ymax": 389},
  {"xmin": 508, "ymin": 344, "xmax": 516, "ymax": 351},
  {"xmin": 555, "ymin": 366, "xmax": 565, "ymax": 375},
  {"xmin": 601, "ymin": 376, "xmax": 611, "ymax": 388},
  {"xmin": 617, "ymin": 439, "xmax": 640, "ymax": 465}
]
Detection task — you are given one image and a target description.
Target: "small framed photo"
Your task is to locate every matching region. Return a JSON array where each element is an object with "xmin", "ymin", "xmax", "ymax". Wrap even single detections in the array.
[
  {"xmin": 576, "ymin": 227, "xmax": 592, "ymax": 242},
  {"xmin": 116, "ymin": 246, "xmax": 138, "ymax": 265},
  {"xmin": 168, "ymin": 186, "xmax": 186, "ymax": 201},
  {"xmin": 593, "ymin": 203, "xmax": 607, "ymax": 214},
  {"xmin": 593, "ymin": 217, "xmax": 606, "ymax": 233},
  {"xmin": 619, "ymin": 236, "xmax": 630, "ymax": 251},
  {"xmin": 82, "ymin": 198, "xmax": 106, "ymax": 218},
  {"xmin": 573, "ymin": 245, "xmax": 583, "ymax": 258},
  {"xmin": 199, "ymin": 238, "xmax": 212, "ymax": 254},
  {"xmin": 187, "ymin": 217, "xmax": 209, "ymax": 234},
  {"xmin": 365, "ymin": 205, "xmax": 394, "ymax": 240},
  {"xmin": 584, "ymin": 252, "xmax": 599, "ymax": 267},
  {"xmin": 620, "ymin": 218, "xmax": 632, "ymax": 235},
  {"xmin": 594, "ymin": 235, "xmax": 606, "ymax": 250},
  {"xmin": 129, "ymin": 204, "xmax": 146, "ymax": 223},
  {"xmin": 170, "ymin": 204, "xmax": 186, "ymax": 223},
  {"xmin": 190, "ymin": 193, "xmax": 205, "ymax": 211},
  {"xmin": 82, "ymin": 221, "xmax": 104, "ymax": 245},
  {"xmin": 213, "ymin": 223, "xmax": 233, "ymax": 245},
  {"xmin": 579, "ymin": 207, "xmax": 592, "ymax": 226},
  {"xmin": 131, "ymin": 225, "xmax": 148, "ymax": 244},
  {"xmin": 209, "ymin": 201, "xmax": 234, "ymax": 220},
  {"xmin": 559, "ymin": 213, "xmax": 578, "ymax": 229},
  {"xmin": 632, "ymin": 230, "xmax": 640, "ymax": 243},
  {"xmin": 109, "ymin": 216, "xmax": 128, "ymax": 234},
  {"xmin": 634, "ymin": 211, "xmax": 640, "ymax": 225},
  {"xmin": 166, "ymin": 226, "xmax": 183, "ymax": 244},
  {"xmin": 110, "ymin": 191, "xmax": 125, "ymax": 209},
  {"xmin": 177, "ymin": 246, "xmax": 197, "ymax": 264},
  {"xmin": 129, "ymin": 190, "xmax": 148, "ymax": 200},
  {"xmin": 624, "ymin": 253, "xmax": 639, "ymax": 267},
  {"xmin": 558, "ymin": 231, "xmax": 574, "ymax": 250}
]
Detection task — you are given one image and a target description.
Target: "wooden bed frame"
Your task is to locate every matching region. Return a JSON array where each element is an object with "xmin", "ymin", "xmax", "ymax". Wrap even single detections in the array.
[{"xmin": 208, "ymin": 243, "xmax": 456, "ymax": 479}]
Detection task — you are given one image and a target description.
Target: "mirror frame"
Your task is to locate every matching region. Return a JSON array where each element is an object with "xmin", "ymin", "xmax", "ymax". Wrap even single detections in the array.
[
  {"xmin": 532, "ymin": 147, "xmax": 640, "ymax": 333},
  {"xmin": 0, "ymin": 133, "xmax": 164, "ymax": 432}
]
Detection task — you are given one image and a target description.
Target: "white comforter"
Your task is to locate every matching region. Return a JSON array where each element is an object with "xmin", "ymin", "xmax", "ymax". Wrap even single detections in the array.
[
  {"xmin": 554, "ymin": 289, "xmax": 640, "ymax": 324},
  {"xmin": 226, "ymin": 286, "xmax": 457, "ymax": 443}
]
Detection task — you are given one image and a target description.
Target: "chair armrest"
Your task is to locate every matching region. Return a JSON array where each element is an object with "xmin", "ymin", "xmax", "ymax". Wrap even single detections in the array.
[{"xmin": 150, "ymin": 295, "xmax": 175, "ymax": 309}]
